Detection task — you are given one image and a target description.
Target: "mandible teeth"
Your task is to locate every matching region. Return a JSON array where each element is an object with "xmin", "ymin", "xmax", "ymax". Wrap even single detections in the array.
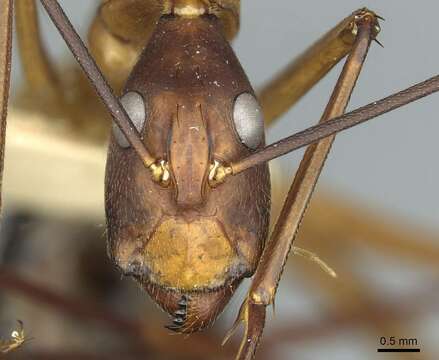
[
  {"xmin": 173, "ymin": 317, "xmax": 185, "ymax": 325},
  {"xmin": 165, "ymin": 324, "xmax": 182, "ymax": 332},
  {"xmin": 178, "ymin": 295, "xmax": 188, "ymax": 307},
  {"xmin": 174, "ymin": 309, "xmax": 186, "ymax": 317},
  {"xmin": 165, "ymin": 294, "xmax": 189, "ymax": 332}
]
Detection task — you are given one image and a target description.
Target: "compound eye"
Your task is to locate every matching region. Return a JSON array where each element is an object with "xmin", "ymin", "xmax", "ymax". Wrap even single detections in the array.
[
  {"xmin": 113, "ymin": 91, "xmax": 147, "ymax": 148},
  {"xmin": 232, "ymin": 93, "xmax": 264, "ymax": 149}
]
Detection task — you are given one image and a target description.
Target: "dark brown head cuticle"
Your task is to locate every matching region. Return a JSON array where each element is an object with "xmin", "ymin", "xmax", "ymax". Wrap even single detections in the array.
[{"xmin": 105, "ymin": 14, "xmax": 270, "ymax": 333}]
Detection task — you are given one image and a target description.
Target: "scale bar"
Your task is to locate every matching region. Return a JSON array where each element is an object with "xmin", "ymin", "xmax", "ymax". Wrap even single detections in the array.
[{"xmin": 377, "ymin": 348, "xmax": 420, "ymax": 353}]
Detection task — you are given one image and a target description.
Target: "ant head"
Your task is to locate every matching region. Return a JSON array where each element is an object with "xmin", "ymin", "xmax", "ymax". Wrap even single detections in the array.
[{"xmin": 105, "ymin": 14, "xmax": 270, "ymax": 331}]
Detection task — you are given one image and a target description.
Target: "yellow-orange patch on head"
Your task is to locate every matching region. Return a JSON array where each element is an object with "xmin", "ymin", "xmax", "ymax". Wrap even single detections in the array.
[{"xmin": 144, "ymin": 218, "xmax": 236, "ymax": 290}]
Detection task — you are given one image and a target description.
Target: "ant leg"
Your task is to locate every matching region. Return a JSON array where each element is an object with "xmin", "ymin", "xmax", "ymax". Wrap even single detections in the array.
[
  {"xmin": 88, "ymin": 0, "xmax": 162, "ymax": 92},
  {"xmin": 230, "ymin": 73, "xmax": 439, "ymax": 174},
  {"xmin": 39, "ymin": 0, "xmax": 155, "ymax": 167},
  {"xmin": 0, "ymin": 0, "xmax": 13, "ymax": 211},
  {"xmin": 259, "ymin": 8, "xmax": 381, "ymax": 126},
  {"xmin": 15, "ymin": 0, "xmax": 61, "ymax": 101},
  {"xmin": 226, "ymin": 12, "xmax": 379, "ymax": 360}
]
